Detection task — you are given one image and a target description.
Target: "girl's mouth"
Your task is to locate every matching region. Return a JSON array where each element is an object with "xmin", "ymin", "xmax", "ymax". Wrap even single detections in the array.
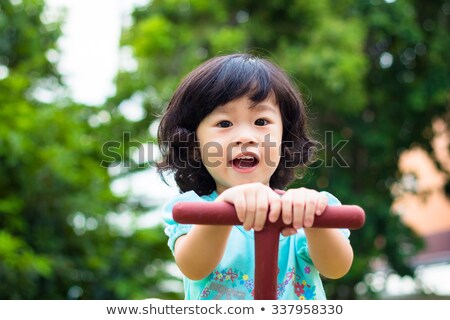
[{"xmin": 230, "ymin": 153, "xmax": 260, "ymax": 172}]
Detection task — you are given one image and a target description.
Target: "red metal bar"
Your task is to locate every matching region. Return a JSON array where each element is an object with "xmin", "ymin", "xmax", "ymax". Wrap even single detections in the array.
[
  {"xmin": 172, "ymin": 202, "xmax": 365, "ymax": 230},
  {"xmin": 254, "ymin": 227, "xmax": 280, "ymax": 299},
  {"xmin": 172, "ymin": 201, "xmax": 365, "ymax": 299}
]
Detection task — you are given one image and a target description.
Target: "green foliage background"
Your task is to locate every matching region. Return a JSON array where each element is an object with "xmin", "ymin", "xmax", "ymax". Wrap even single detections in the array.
[
  {"xmin": 0, "ymin": 0, "xmax": 448, "ymax": 299},
  {"xmin": 0, "ymin": 0, "xmax": 177, "ymax": 299}
]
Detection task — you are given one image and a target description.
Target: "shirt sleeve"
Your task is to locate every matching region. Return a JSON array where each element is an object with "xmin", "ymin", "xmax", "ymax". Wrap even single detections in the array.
[
  {"xmin": 295, "ymin": 191, "xmax": 350, "ymax": 262},
  {"xmin": 161, "ymin": 191, "xmax": 207, "ymax": 255}
]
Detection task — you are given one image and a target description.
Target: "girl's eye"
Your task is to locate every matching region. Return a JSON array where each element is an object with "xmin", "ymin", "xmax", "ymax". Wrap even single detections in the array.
[
  {"xmin": 255, "ymin": 119, "xmax": 269, "ymax": 126},
  {"xmin": 218, "ymin": 120, "xmax": 232, "ymax": 128}
]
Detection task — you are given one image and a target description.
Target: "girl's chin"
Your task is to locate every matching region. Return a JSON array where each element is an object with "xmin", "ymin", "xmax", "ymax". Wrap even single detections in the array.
[
  {"xmin": 228, "ymin": 177, "xmax": 271, "ymax": 187},
  {"xmin": 213, "ymin": 171, "xmax": 274, "ymax": 192}
]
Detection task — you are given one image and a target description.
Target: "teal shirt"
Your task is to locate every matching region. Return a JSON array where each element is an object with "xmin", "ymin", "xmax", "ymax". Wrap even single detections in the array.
[{"xmin": 162, "ymin": 190, "xmax": 349, "ymax": 300}]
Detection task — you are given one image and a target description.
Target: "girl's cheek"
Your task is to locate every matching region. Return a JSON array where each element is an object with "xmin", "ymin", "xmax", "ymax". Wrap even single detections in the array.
[
  {"xmin": 269, "ymin": 143, "xmax": 282, "ymax": 166},
  {"xmin": 201, "ymin": 146, "xmax": 225, "ymax": 167}
]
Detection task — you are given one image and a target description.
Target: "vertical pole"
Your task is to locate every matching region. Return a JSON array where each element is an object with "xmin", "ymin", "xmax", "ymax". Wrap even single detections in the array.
[{"xmin": 254, "ymin": 226, "xmax": 280, "ymax": 300}]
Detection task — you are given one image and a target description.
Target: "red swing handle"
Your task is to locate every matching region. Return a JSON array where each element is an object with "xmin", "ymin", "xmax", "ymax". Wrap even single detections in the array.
[
  {"xmin": 173, "ymin": 202, "xmax": 365, "ymax": 230},
  {"xmin": 172, "ymin": 201, "xmax": 365, "ymax": 300}
]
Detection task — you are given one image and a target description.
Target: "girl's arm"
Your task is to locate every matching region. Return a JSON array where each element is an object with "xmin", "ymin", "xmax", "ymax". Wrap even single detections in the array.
[
  {"xmin": 174, "ymin": 225, "xmax": 232, "ymax": 280},
  {"xmin": 304, "ymin": 228, "xmax": 353, "ymax": 279},
  {"xmin": 279, "ymin": 187, "xmax": 353, "ymax": 279}
]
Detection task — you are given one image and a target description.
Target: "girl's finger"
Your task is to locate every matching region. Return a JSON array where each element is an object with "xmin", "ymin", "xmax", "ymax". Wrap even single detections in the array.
[
  {"xmin": 254, "ymin": 191, "xmax": 269, "ymax": 231},
  {"xmin": 243, "ymin": 190, "xmax": 256, "ymax": 231},
  {"xmin": 234, "ymin": 192, "xmax": 247, "ymax": 223},
  {"xmin": 315, "ymin": 193, "xmax": 329, "ymax": 215},
  {"xmin": 281, "ymin": 227, "xmax": 297, "ymax": 237},
  {"xmin": 303, "ymin": 190, "xmax": 318, "ymax": 228},
  {"xmin": 268, "ymin": 191, "xmax": 282, "ymax": 223},
  {"xmin": 292, "ymin": 189, "xmax": 306, "ymax": 229},
  {"xmin": 281, "ymin": 191, "xmax": 294, "ymax": 225}
]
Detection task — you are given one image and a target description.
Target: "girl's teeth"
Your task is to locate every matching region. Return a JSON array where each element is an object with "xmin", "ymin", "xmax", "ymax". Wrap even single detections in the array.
[{"xmin": 233, "ymin": 157, "xmax": 258, "ymax": 168}]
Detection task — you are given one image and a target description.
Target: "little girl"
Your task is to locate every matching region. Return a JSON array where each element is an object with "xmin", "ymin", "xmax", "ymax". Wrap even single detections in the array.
[{"xmin": 157, "ymin": 53, "xmax": 353, "ymax": 300}]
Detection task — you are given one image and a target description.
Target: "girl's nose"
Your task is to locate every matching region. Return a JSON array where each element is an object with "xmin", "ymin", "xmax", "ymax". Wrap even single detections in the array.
[{"xmin": 232, "ymin": 129, "xmax": 258, "ymax": 146}]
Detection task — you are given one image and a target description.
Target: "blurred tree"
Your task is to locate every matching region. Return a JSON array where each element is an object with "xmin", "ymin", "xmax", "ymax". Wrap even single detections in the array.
[
  {"xmin": 0, "ymin": 0, "xmax": 177, "ymax": 299},
  {"xmin": 114, "ymin": 0, "xmax": 449, "ymax": 299}
]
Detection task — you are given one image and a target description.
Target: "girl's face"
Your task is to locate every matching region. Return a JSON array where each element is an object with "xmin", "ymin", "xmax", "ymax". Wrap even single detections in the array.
[{"xmin": 196, "ymin": 94, "xmax": 283, "ymax": 194}]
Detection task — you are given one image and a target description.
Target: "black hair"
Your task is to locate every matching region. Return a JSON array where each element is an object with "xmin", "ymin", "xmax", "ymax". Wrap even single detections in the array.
[{"xmin": 157, "ymin": 53, "xmax": 317, "ymax": 195}]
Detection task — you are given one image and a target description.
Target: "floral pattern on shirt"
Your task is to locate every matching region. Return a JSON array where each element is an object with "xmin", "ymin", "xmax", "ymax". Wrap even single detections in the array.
[
  {"xmin": 277, "ymin": 267, "xmax": 316, "ymax": 300},
  {"xmin": 200, "ymin": 266, "xmax": 316, "ymax": 300}
]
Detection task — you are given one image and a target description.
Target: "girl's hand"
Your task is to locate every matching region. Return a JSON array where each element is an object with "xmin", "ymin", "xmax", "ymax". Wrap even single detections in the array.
[
  {"xmin": 215, "ymin": 183, "xmax": 281, "ymax": 232},
  {"xmin": 277, "ymin": 188, "xmax": 328, "ymax": 237}
]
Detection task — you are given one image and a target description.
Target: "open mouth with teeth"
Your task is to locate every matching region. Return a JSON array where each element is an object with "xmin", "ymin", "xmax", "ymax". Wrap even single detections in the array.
[{"xmin": 231, "ymin": 155, "xmax": 260, "ymax": 170}]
